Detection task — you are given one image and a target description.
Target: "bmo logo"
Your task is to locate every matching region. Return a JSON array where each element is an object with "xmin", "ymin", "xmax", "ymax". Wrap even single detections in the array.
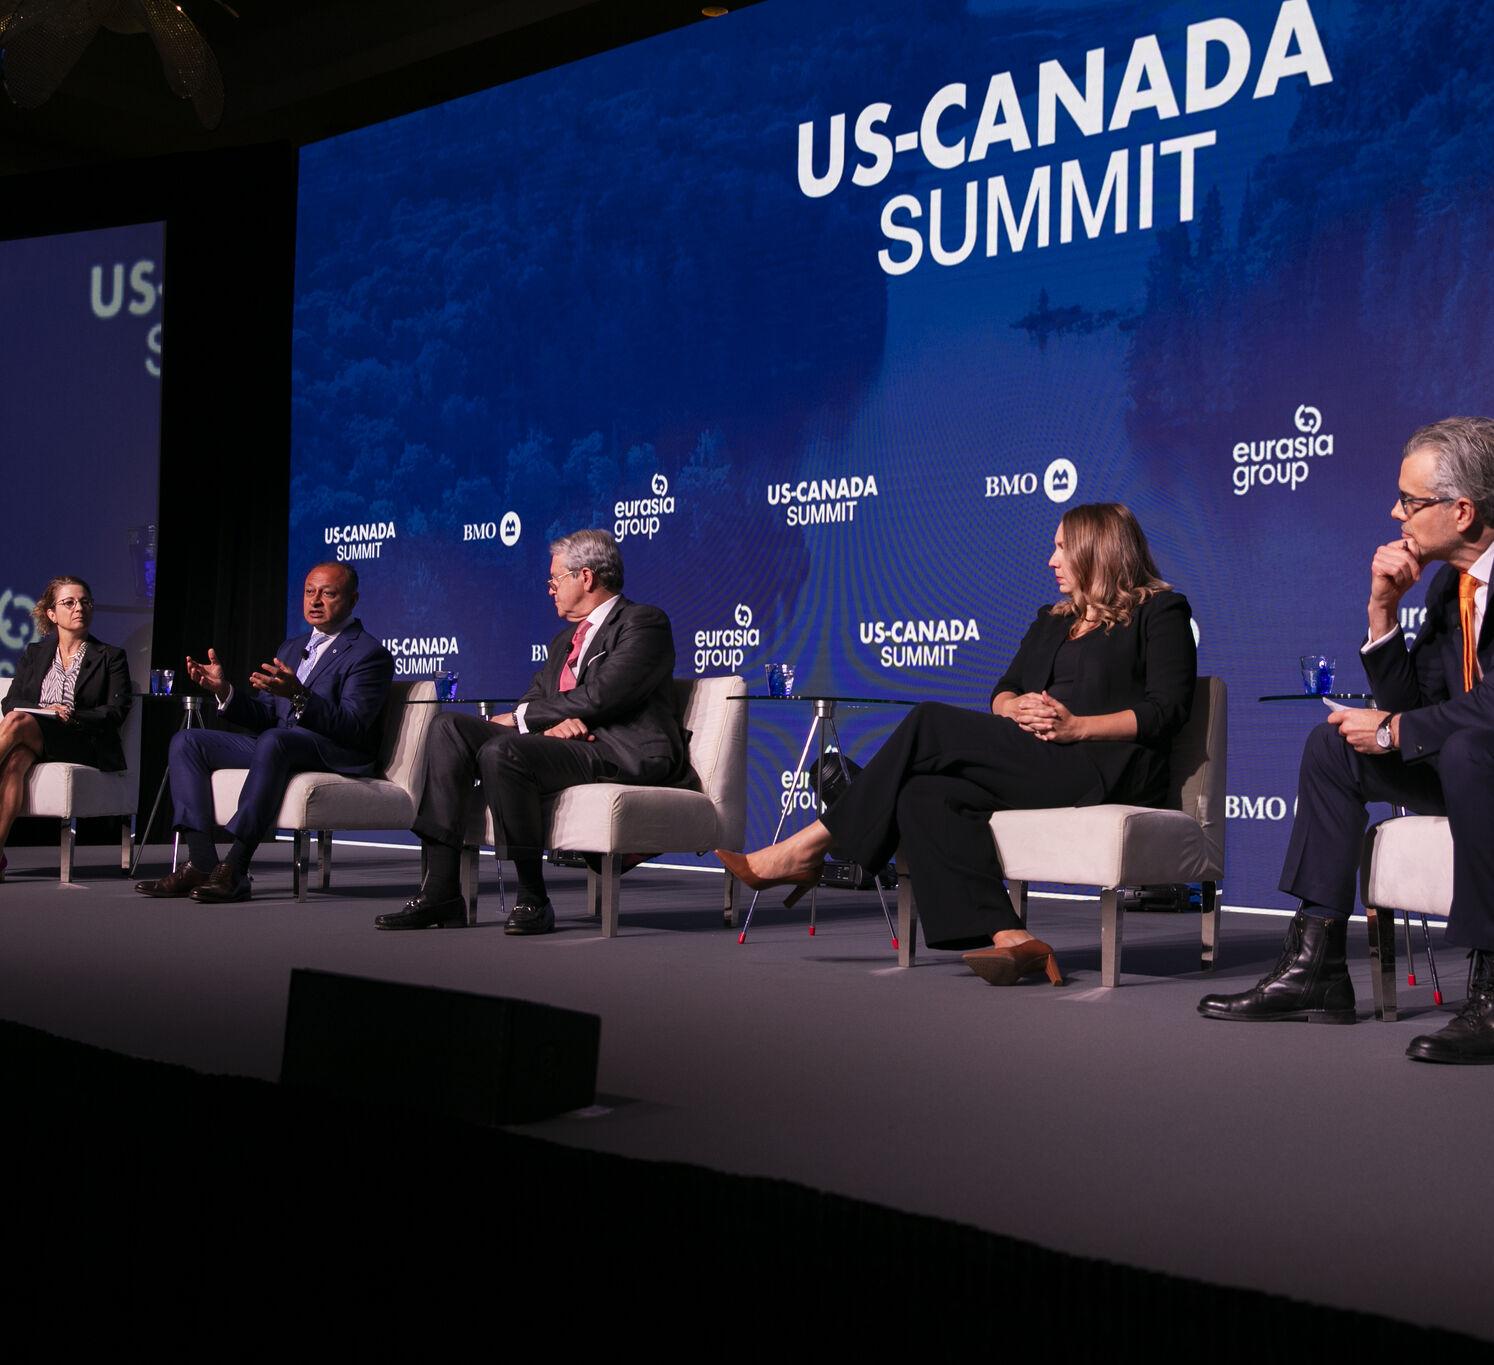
[
  {"xmin": 466, "ymin": 512, "xmax": 522, "ymax": 546},
  {"xmin": 1226, "ymin": 794, "xmax": 1294, "ymax": 821},
  {"xmin": 983, "ymin": 458, "xmax": 1078, "ymax": 504}
]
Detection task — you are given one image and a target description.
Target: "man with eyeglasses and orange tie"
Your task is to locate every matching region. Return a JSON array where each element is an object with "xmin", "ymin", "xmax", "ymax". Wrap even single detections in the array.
[
  {"xmin": 1200, "ymin": 417, "xmax": 1494, "ymax": 1064},
  {"xmin": 377, "ymin": 528, "xmax": 688, "ymax": 935}
]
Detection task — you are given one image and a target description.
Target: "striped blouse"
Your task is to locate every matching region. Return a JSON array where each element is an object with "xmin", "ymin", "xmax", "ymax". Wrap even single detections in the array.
[{"xmin": 38, "ymin": 640, "xmax": 88, "ymax": 709}]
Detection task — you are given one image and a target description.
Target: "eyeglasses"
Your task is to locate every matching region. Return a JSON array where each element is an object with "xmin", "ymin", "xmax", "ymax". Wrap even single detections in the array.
[
  {"xmin": 55, "ymin": 597, "xmax": 93, "ymax": 610},
  {"xmin": 1397, "ymin": 492, "xmax": 1455, "ymax": 515},
  {"xmin": 546, "ymin": 569, "xmax": 582, "ymax": 592}
]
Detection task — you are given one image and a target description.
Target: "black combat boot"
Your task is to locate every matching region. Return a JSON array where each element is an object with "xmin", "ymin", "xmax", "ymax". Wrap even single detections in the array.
[
  {"xmin": 1197, "ymin": 910, "xmax": 1356, "ymax": 1024},
  {"xmin": 1406, "ymin": 950, "xmax": 1494, "ymax": 1064}
]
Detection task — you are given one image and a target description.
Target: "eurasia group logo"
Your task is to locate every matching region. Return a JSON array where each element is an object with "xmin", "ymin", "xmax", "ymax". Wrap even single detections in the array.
[
  {"xmin": 1231, "ymin": 404, "xmax": 1334, "ymax": 495},
  {"xmin": 984, "ymin": 457, "xmax": 1078, "ymax": 504},
  {"xmin": 0, "ymin": 586, "xmax": 38, "ymax": 668},
  {"xmin": 694, "ymin": 602, "xmax": 759, "ymax": 674},
  {"xmin": 615, "ymin": 473, "xmax": 676, "ymax": 542}
]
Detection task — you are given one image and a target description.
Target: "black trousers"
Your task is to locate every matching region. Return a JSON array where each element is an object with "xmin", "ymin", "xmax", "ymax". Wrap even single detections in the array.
[
  {"xmin": 821, "ymin": 702, "xmax": 1114, "ymax": 950},
  {"xmin": 412, "ymin": 711, "xmax": 617, "ymax": 891},
  {"xmin": 1279, "ymin": 720, "xmax": 1494, "ymax": 949}
]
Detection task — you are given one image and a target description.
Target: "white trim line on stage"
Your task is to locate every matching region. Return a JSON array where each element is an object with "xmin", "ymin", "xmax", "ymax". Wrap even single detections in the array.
[{"xmin": 270, "ymin": 834, "xmax": 1448, "ymax": 927}]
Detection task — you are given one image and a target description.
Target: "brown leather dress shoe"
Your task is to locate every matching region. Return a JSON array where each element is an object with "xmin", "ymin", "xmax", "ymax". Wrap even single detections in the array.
[
  {"xmin": 134, "ymin": 865, "xmax": 210, "ymax": 898},
  {"xmin": 190, "ymin": 862, "xmax": 252, "ymax": 903}
]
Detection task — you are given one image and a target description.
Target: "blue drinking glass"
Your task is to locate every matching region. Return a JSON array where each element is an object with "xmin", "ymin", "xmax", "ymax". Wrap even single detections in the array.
[
  {"xmin": 764, "ymin": 663, "xmax": 797, "ymax": 699},
  {"xmin": 1299, "ymin": 655, "xmax": 1335, "ymax": 696}
]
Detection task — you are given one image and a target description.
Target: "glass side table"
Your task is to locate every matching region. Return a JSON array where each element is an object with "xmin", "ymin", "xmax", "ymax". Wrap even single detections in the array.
[{"xmin": 728, "ymin": 694, "xmax": 920, "ymax": 946}]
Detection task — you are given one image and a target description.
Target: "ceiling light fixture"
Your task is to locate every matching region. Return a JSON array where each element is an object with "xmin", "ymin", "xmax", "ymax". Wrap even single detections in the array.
[{"xmin": 0, "ymin": 0, "xmax": 232, "ymax": 129}]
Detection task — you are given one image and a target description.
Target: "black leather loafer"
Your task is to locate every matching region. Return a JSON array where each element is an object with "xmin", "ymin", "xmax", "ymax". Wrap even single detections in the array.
[
  {"xmin": 374, "ymin": 892, "xmax": 467, "ymax": 930},
  {"xmin": 504, "ymin": 898, "xmax": 555, "ymax": 936},
  {"xmin": 191, "ymin": 862, "xmax": 252, "ymax": 904},
  {"xmin": 135, "ymin": 865, "xmax": 210, "ymax": 898}
]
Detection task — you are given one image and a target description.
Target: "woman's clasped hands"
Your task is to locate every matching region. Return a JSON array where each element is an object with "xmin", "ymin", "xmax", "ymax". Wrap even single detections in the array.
[{"xmin": 1009, "ymin": 690, "xmax": 1083, "ymax": 742}]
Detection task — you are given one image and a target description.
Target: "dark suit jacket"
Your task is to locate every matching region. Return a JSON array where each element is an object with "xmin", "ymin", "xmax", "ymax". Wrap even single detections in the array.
[
  {"xmin": 220, "ymin": 618, "xmax": 395, "ymax": 763},
  {"xmin": 2, "ymin": 634, "xmax": 133, "ymax": 771},
  {"xmin": 992, "ymin": 590, "xmax": 1197, "ymax": 805},
  {"xmin": 1367, "ymin": 563, "xmax": 1494, "ymax": 763},
  {"xmin": 518, "ymin": 596, "xmax": 688, "ymax": 785}
]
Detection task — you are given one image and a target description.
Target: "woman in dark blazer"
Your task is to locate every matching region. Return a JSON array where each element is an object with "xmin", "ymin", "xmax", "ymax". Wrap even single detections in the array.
[
  {"xmin": 717, "ymin": 503, "xmax": 1197, "ymax": 985},
  {"xmin": 0, "ymin": 575, "xmax": 133, "ymax": 879}
]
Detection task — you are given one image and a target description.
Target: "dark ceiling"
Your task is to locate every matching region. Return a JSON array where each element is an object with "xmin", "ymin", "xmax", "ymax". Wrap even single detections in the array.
[{"xmin": 0, "ymin": 0, "xmax": 764, "ymax": 176}]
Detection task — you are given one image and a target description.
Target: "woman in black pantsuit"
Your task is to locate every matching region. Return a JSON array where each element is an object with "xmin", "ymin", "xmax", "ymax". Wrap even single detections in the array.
[
  {"xmin": 717, "ymin": 504, "xmax": 1196, "ymax": 985},
  {"xmin": 0, "ymin": 576, "xmax": 133, "ymax": 880}
]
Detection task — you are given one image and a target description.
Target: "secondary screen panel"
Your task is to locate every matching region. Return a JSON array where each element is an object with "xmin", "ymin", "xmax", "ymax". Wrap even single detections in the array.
[{"xmin": 0, "ymin": 221, "xmax": 165, "ymax": 692}]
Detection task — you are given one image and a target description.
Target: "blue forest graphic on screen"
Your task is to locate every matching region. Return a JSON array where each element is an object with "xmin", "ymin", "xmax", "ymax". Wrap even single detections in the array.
[{"xmin": 291, "ymin": 0, "xmax": 1494, "ymax": 906}]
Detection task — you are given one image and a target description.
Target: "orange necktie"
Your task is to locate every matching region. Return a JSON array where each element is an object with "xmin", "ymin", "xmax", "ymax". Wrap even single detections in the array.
[{"xmin": 1459, "ymin": 571, "xmax": 1480, "ymax": 693}]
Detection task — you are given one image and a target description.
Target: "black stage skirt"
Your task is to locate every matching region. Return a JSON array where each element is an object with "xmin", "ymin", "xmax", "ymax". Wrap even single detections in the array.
[{"xmin": 30, "ymin": 713, "xmax": 111, "ymax": 769}]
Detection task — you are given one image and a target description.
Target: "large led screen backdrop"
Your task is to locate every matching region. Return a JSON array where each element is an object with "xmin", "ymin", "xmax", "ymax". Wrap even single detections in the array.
[
  {"xmin": 292, "ymin": 0, "xmax": 1493, "ymax": 908},
  {"xmin": 1, "ymin": 221, "xmax": 165, "ymax": 690}
]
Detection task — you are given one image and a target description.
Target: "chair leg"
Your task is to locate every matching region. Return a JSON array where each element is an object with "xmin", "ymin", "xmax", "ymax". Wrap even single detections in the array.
[
  {"xmin": 1099, "ymin": 886, "xmax": 1124, "ymax": 987},
  {"xmin": 599, "ymin": 854, "xmax": 621, "ymax": 938},
  {"xmin": 722, "ymin": 871, "xmax": 738, "ymax": 928},
  {"xmin": 585, "ymin": 865, "xmax": 602, "ymax": 920},
  {"xmin": 1365, "ymin": 905, "xmax": 1398, "ymax": 1022},
  {"xmin": 460, "ymin": 846, "xmax": 480, "ymax": 926},
  {"xmin": 119, "ymin": 815, "xmax": 134, "ymax": 875},
  {"xmin": 1199, "ymin": 880, "xmax": 1221, "ymax": 970},
  {"xmin": 1419, "ymin": 915, "xmax": 1444, "ymax": 1006},
  {"xmin": 896, "ymin": 859, "xmax": 918, "ymax": 967},
  {"xmin": 59, "ymin": 817, "xmax": 77, "ymax": 884},
  {"xmin": 292, "ymin": 830, "xmax": 310, "ymax": 903},
  {"xmin": 318, "ymin": 830, "xmax": 332, "ymax": 891},
  {"xmin": 1010, "ymin": 879, "xmax": 1028, "ymax": 926}
]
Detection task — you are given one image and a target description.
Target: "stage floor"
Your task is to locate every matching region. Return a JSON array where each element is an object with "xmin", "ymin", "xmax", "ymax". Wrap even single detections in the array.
[{"xmin": 0, "ymin": 840, "xmax": 1487, "ymax": 1340}]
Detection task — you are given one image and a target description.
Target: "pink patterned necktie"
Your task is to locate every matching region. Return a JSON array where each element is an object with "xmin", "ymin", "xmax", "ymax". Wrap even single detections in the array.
[{"xmin": 558, "ymin": 619, "xmax": 592, "ymax": 693}]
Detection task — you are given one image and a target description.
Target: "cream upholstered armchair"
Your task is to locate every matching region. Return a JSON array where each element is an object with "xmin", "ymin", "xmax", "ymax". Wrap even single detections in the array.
[
  {"xmin": 1360, "ymin": 815, "xmax": 1453, "ymax": 1022},
  {"xmin": 461, "ymin": 674, "xmax": 747, "ymax": 934},
  {"xmin": 0, "ymin": 676, "xmax": 142, "ymax": 881},
  {"xmin": 207, "ymin": 679, "xmax": 438, "ymax": 900},
  {"xmin": 896, "ymin": 675, "xmax": 1227, "ymax": 985}
]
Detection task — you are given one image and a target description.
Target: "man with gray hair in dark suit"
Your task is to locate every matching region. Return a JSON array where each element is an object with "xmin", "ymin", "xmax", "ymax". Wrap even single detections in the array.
[
  {"xmin": 377, "ymin": 528, "xmax": 688, "ymax": 935},
  {"xmin": 1200, "ymin": 416, "xmax": 1494, "ymax": 1064}
]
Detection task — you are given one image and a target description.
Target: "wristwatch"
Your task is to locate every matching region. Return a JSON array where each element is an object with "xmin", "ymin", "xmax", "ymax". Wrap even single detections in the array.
[{"xmin": 1375, "ymin": 714, "xmax": 1396, "ymax": 751}]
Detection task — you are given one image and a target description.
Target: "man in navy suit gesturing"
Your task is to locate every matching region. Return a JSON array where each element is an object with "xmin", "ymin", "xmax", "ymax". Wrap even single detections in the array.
[
  {"xmin": 1200, "ymin": 417, "xmax": 1494, "ymax": 1064},
  {"xmin": 136, "ymin": 562, "xmax": 394, "ymax": 903}
]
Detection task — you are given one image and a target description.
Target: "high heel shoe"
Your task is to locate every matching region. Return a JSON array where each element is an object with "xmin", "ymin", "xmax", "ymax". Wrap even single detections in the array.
[
  {"xmin": 714, "ymin": 849, "xmax": 821, "ymax": 907},
  {"xmin": 962, "ymin": 938, "xmax": 1064, "ymax": 987}
]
